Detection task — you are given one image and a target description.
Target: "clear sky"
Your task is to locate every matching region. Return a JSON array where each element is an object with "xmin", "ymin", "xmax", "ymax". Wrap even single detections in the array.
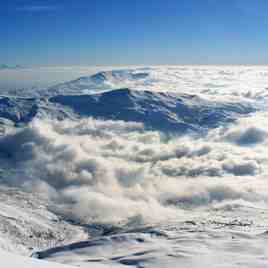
[{"xmin": 2, "ymin": 0, "xmax": 268, "ymax": 66}]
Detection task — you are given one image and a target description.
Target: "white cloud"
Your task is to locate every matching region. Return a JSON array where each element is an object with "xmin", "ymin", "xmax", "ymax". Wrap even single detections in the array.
[
  {"xmin": 1, "ymin": 112, "xmax": 268, "ymax": 225},
  {"xmin": 2, "ymin": 66, "xmax": 268, "ymax": 225}
]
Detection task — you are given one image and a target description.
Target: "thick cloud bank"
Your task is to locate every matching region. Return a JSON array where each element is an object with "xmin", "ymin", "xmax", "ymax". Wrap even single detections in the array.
[
  {"xmin": 1, "ymin": 66, "xmax": 268, "ymax": 226},
  {"xmin": 1, "ymin": 112, "xmax": 268, "ymax": 224}
]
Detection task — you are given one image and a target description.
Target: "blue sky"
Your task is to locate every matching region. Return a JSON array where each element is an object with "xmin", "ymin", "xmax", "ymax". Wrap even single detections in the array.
[{"xmin": 2, "ymin": 0, "xmax": 268, "ymax": 66}]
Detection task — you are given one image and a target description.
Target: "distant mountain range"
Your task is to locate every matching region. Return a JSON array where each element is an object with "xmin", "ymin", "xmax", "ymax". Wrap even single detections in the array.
[{"xmin": 0, "ymin": 64, "xmax": 24, "ymax": 70}]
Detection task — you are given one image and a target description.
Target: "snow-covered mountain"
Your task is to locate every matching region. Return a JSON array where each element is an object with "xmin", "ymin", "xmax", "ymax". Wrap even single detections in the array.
[
  {"xmin": 0, "ymin": 87, "xmax": 254, "ymax": 133},
  {"xmin": 42, "ymin": 69, "xmax": 150, "ymax": 97},
  {"xmin": 50, "ymin": 88, "xmax": 254, "ymax": 132}
]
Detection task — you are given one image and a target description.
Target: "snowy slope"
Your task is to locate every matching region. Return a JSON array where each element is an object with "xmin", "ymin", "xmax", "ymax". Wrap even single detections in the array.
[
  {"xmin": 0, "ymin": 96, "xmax": 38, "ymax": 124},
  {"xmin": 0, "ymin": 249, "xmax": 75, "ymax": 268},
  {"xmin": 0, "ymin": 88, "xmax": 255, "ymax": 133},
  {"xmin": 0, "ymin": 186, "xmax": 88, "ymax": 255},
  {"xmin": 1, "ymin": 249, "xmax": 123, "ymax": 268},
  {"xmin": 42, "ymin": 69, "xmax": 149, "ymax": 97},
  {"xmin": 33, "ymin": 218, "xmax": 268, "ymax": 268},
  {"xmin": 0, "ymin": 249, "xmax": 74, "ymax": 268},
  {"xmin": 50, "ymin": 88, "xmax": 254, "ymax": 132}
]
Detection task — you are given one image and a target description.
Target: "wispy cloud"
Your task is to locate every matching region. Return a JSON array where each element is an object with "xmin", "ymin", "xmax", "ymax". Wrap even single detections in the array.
[{"xmin": 16, "ymin": 5, "xmax": 59, "ymax": 12}]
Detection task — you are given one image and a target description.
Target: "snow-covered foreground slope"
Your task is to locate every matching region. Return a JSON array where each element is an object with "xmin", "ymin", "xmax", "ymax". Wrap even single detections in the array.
[
  {"xmin": 0, "ymin": 249, "xmax": 75, "ymax": 268},
  {"xmin": 0, "ymin": 186, "xmax": 88, "ymax": 255},
  {"xmin": 33, "ymin": 222, "xmax": 268, "ymax": 268},
  {"xmin": 1, "ymin": 66, "xmax": 268, "ymax": 267},
  {"xmin": 0, "ymin": 248, "xmax": 118, "ymax": 268}
]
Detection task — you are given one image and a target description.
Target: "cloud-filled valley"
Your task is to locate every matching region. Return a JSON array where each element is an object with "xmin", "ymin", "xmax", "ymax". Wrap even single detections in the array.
[{"xmin": 1, "ymin": 111, "xmax": 268, "ymax": 224}]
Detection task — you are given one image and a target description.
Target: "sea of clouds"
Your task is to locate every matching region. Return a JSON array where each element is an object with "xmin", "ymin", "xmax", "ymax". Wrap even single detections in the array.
[{"xmin": 1, "ymin": 108, "xmax": 268, "ymax": 225}]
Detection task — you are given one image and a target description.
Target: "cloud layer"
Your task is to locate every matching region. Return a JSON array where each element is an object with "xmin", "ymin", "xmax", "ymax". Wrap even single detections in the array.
[{"xmin": 0, "ymin": 110, "xmax": 268, "ymax": 224}]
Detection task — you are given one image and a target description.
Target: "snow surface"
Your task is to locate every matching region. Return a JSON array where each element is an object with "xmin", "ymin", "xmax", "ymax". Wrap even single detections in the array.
[
  {"xmin": 49, "ymin": 88, "xmax": 254, "ymax": 133},
  {"xmin": 0, "ymin": 249, "xmax": 76, "ymax": 268},
  {"xmin": 1, "ymin": 66, "xmax": 268, "ymax": 267},
  {"xmin": 0, "ymin": 249, "xmax": 74, "ymax": 268},
  {"xmin": 0, "ymin": 186, "xmax": 88, "ymax": 255},
  {"xmin": 0, "ymin": 249, "xmax": 117, "ymax": 268}
]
